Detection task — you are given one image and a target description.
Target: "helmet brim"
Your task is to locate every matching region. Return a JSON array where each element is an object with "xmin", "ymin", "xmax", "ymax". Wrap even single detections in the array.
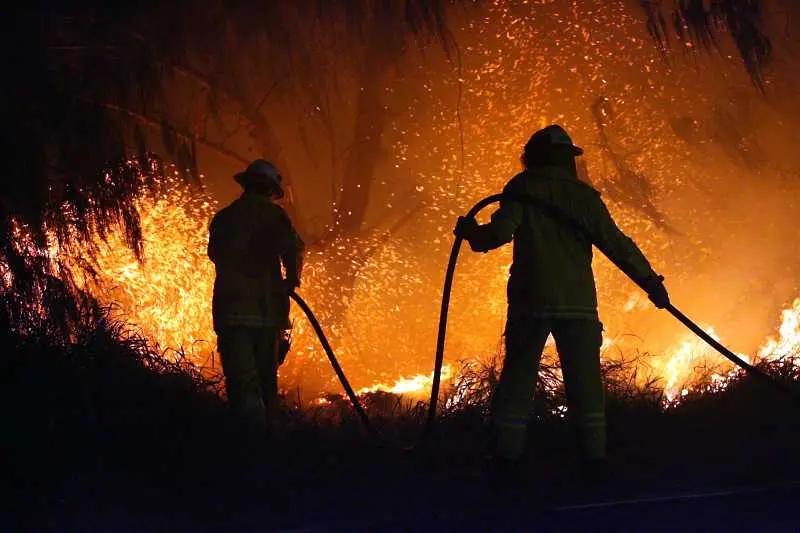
[
  {"xmin": 524, "ymin": 142, "xmax": 584, "ymax": 157},
  {"xmin": 233, "ymin": 171, "xmax": 251, "ymax": 186},
  {"xmin": 234, "ymin": 171, "xmax": 285, "ymax": 199}
]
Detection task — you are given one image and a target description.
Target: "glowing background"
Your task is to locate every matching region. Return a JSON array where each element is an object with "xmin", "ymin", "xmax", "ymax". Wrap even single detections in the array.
[{"xmin": 69, "ymin": 0, "xmax": 800, "ymax": 402}]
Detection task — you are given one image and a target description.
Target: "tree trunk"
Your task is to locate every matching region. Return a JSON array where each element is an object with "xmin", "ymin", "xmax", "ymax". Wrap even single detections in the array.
[
  {"xmin": 221, "ymin": 75, "xmax": 303, "ymax": 232},
  {"xmin": 334, "ymin": 33, "xmax": 397, "ymax": 236},
  {"xmin": 307, "ymin": 26, "xmax": 404, "ymax": 325}
]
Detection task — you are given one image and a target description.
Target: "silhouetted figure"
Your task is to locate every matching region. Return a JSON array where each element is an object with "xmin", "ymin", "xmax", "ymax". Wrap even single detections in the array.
[
  {"xmin": 455, "ymin": 125, "xmax": 669, "ymax": 483},
  {"xmin": 208, "ymin": 159, "xmax": 304, "ymax": 430}
]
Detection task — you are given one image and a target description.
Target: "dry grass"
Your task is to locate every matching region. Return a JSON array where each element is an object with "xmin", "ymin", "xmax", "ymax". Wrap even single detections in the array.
[{"xmin": 2, "ymin": 308, "xmax": 799, "ymax": 531}]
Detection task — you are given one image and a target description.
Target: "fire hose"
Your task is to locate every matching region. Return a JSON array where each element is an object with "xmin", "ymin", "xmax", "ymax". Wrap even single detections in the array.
[
  {"xmin": 287, "ymin": 193, "xmax": 796, "ymax": 441},
  {"xmin": 288, "ymin": 291, "xmax": 386, "ymax": 442},
  {"xmin": 426, "ymin": 194, "xmax": 799, "ymax": 431}
]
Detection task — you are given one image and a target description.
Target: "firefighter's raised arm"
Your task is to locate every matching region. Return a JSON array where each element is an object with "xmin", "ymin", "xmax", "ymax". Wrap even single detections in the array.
[{"xmin": 588, "ymin": 197, "xmax": 669, "ymax": 308}]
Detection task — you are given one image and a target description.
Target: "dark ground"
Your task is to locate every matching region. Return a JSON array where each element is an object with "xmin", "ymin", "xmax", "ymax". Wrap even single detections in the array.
[{"xmin": 2, "ymin": 329, "xmax": 799, "ymax": 532}]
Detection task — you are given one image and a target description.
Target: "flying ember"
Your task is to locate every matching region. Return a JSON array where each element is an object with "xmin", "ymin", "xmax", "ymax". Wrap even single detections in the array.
[
  {"xmin": 67, "ymin": 174, "xmax": 800, "ymax": 405},
  {"xmin": 62, "ymin": 0, "xmax": 800, "ymax": 403}
]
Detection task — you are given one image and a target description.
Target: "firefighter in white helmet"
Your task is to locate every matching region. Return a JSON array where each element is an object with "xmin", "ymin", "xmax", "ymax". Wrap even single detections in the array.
[{"xmin": 207, "ymin": 159, "xmax": 304, "ymax": 430}]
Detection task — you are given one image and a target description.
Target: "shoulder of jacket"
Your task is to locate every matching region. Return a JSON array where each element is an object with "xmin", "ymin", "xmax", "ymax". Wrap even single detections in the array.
[
  {"xmin": 580, "ymin": 180, "xmax": 602, "ymax": 197},
  {"xmin": 539, "ymin": 169, "xmax": 602, "ymax": 197},
  {"xmin": 505, "ymin": 170, "xmax": 599, "ymax": 194},
  {"xmin": 502, "ymin": 172, "xmax": 529, "ymax": 192},
  {"xmin": 236, "ymin": 195, "xmax": 287, "ymax": 214},
  {"xmin": 263, "ymin": 202, "xmax": 291, "ymax": 222},
  {"xmin": 211, "ymin": 202, "xmax": 235, "ymax": 222},
  {"xmin": 266, "ymin": 201, "xmax": 288, "ymax": 214}
]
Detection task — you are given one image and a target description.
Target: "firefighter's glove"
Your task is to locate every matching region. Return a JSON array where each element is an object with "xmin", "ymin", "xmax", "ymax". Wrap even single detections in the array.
[
  {"xmin": 643, "ymin": 274, "xmax": 670, "ymax": 309},
  {"xmin": 454, "ymin": 216, "xmax": 479, "ymax": 241}
]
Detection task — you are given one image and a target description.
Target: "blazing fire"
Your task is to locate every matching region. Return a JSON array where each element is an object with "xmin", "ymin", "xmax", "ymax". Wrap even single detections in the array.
[
  {"xmin": 50, "ymin": 0, "xmax": 800, "ymax": 404},
  {"xmin": 759, "ymin": 299, "xmax": 800, "ymax": 362},
  {"xmin": 59, "ymin": 175, "xmax": 455, "ymax": 396},
  {"xmin": 358, "ymin": 365, "xmax": 453, "ymax": 397},
  {"xmin": 652, "ymin": 327, "xmax": 748, "ymax": 403},
  {"xmin": 63, "ymin": 175, "xmax": 800, "ymax": 405},
  {"xmin": 654, "ymin": 299, "xmax": 800, "ymax": 403},
  {"xmin": 69, "ymin": 174, "xmax": 218, "ymax": 367}
]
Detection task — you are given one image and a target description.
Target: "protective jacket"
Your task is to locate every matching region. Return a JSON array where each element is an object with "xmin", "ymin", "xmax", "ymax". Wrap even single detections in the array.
[
  {"xmin": 208, "ymin": 192, "xmax": 304, "ymax": 332},
  {"xmin": 468, "ymin": 165, "xmax": 657, "ymax": 320}
]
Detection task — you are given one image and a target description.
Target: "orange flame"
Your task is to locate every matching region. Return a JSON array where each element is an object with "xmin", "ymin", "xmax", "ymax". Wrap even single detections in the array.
[
  {"xmin": 358, "ymin": 365, "xmax": 453, "ymax": 397},
  {"xmin": 758, "ymin": 298, "xmax": 800, "ymax": 362},
  {"xmin": 46, "ymin": 0, "xmax": 800, "ymax": 401},
  {"xmin": 60, "ymin": 177, "xmax": 800, "ymax": 405}
]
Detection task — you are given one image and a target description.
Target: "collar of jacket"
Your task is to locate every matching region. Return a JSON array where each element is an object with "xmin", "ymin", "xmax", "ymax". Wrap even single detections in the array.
[
  {"xmin": 240, "ymin": 191, "xmax": 275, "ymax": 204},
  {"xmin": 524, "ymin": 165, "xmax": 600, "ymax": 194}
]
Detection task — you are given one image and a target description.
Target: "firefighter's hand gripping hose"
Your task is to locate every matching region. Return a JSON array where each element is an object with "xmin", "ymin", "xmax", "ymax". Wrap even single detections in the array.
[
  {"xmin": 426, "ymin": 194, "xmax": 799, "ymax": 434},
  {"xmin": 288, "ymin": 291, "xmax": 388, "ymax": 444}
]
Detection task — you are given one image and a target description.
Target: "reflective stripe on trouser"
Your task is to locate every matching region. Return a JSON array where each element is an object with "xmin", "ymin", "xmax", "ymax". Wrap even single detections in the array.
[
  {"xmin": 491, "ymin": 317, "xmax": 606, "ymax": 460},
  {"xmin": 216, "ymin": 326, "xmax": 280, "ymax": 428}
]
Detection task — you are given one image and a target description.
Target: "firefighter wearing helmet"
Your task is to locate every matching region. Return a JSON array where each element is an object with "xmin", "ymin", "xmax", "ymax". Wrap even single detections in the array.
[
  {"xmin": 454, "ymin": 125, "xmax": 669, "ymax": 483},
  {"xmin": 207, "ymin": 159, "xmax": 304, "ymax": 430}
]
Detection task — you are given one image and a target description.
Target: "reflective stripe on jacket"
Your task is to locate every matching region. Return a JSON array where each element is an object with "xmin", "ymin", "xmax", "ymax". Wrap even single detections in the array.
[
  {"xmin": 470, "ymin": 165, "xmax": 657, "ymax": 319},
  {"xmin": 208, "ymin": 192, "xmax": 304, "ymax": 331}
]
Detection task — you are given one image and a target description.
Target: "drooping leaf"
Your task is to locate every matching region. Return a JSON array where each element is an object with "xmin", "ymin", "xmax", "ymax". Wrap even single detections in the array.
[{"xmin": 640, "ymin": 0, "xmax": 772, "ymax": 90}]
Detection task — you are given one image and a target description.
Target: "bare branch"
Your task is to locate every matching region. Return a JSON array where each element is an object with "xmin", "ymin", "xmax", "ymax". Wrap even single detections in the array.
[{"xmin": 100, "ymin": 103, "xmax": 249, "ymax": 165}]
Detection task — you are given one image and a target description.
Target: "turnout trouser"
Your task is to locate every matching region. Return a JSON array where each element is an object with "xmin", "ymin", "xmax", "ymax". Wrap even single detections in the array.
[
  {"xmin": 216, "ymin": 326, "xmax": 281, "ymax": 429},
  {"xmin": 491, "ymin": 317, "xmax": 606, "ymax": 461}
]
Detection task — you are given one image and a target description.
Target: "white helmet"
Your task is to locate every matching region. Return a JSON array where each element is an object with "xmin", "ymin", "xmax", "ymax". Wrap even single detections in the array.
[{"xmin": 234, "ymin": 159, "xmax": 285, "ymax": 198}]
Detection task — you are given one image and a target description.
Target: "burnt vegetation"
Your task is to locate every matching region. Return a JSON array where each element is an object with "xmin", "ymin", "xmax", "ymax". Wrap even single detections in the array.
[{"xmin": 3, "ymin": 1, "xmax": 800, "ymax": 531}]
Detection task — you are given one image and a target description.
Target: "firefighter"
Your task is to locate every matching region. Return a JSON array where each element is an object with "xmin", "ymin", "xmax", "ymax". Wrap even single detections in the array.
[
  {"xmin": 208, "ymin": 159, "xmax": 304, "ymax": 431},
  {"xmin": 454, "ymin": 125, "xmax": 669, "ymax": 482}
]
